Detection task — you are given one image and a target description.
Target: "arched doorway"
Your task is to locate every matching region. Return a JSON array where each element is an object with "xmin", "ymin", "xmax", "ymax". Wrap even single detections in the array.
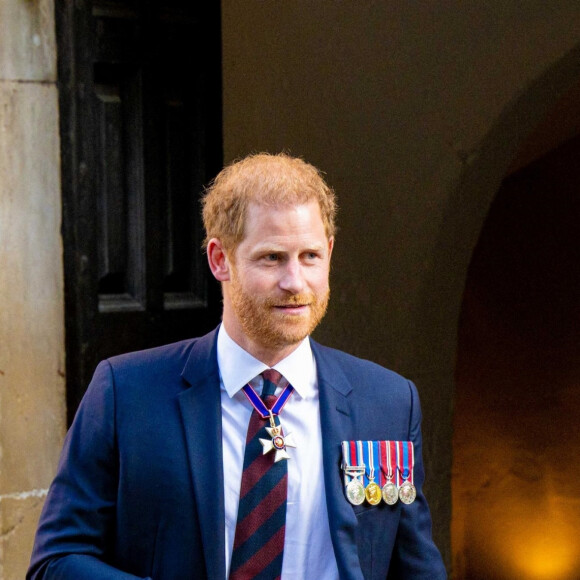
[{"xmin": 452, "ymin": 83, "xmax": 580, "ymax": 579}]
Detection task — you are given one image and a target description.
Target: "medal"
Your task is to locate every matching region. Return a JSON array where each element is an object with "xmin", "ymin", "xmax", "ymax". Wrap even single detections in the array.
[
  {"xmin": 346, "ymin": 478, "xmax": 365, "ymax": 505},
  {"xmin": 260, "ymin": 411, "xmax": 296, "ymax": 463},
  {"xmin": 364, "ymin": 442, "xmax": 382, "ymax": 505},
  {"xmin": 382, "ymin": 481, "xmax": 399, "ymax": 505},
  {"xmin": 365, "ymin": 481, "xmax": 382, "ymax": 505},
  {"xmin": 344, "ymin": 466, "xmax": 366, "ymax": 505},
  {"xmin": 242, "ymin": 377, "xmax": 296, "ymax": 462},
  {"xmin": 396, "ymin": 441, "xmax": 416, "ymax": 505},
  {"xmin": 398, "ymin": 481, "xmax": 417, "ymax": 504},
  {"xmin": 342, "ymin": 441, "xmax": 368, "ymax": 505},
  {"xmin": 341, "ymin": 439, "xmax": 416, "ymax": 507},
  {"xmin": 379, "ymin": 440, "xmax": 398, "ymax": 505},
  {"xmin": 259, "ymin": 410, "xmax": 296, "ymax": 462}
]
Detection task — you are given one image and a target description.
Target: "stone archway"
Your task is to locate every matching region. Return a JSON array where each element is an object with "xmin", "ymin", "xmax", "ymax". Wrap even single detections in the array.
[
  {"xmin": 446, "ymin": 47, "xmax": 580, "ymax": 579},
  {"xmin": 403, "ymin": 42, "xmax": 580, "ymax": 573}
]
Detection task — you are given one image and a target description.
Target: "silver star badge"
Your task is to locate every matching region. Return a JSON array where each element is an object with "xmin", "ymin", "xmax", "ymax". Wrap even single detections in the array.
[{"xmin": 259, "ymin": 427, "xmax": 297, "ymax": 462}]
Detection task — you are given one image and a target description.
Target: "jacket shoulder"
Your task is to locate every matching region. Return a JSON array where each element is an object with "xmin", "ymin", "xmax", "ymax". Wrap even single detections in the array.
[
  {"xmin": 106, "ymin": 337, "xmax": 198, "ymax": 372},
  {"xmin": 311, "ymin": 340, "xmax": 411, "ymax": 387},
  {"xmin": 94, "ymin": 327, "xmax": 219, "ymax": 397}
]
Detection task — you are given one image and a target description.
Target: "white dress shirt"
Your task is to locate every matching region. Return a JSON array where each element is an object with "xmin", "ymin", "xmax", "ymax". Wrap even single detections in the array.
[{"xmin": 217, "ymin": 325, "xmax": 340, "ymax": 579}]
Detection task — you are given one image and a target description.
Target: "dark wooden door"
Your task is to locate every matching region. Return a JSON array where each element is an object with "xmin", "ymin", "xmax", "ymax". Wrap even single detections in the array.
[{"xmin": 56, "ymin": 0, "xmax": 223, "ymax": 422}]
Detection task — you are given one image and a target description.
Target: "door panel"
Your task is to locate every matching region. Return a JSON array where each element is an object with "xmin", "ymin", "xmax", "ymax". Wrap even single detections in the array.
[{"xmin": 57, "ymin": 0, "xmax": 223, "ymax": 422}]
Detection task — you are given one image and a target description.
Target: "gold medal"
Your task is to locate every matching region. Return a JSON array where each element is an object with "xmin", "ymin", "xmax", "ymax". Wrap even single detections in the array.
[
  {"xmin": 382, "ymin": 481, "xmax": 398, "ymax": 505},
  {"xmin": 364, "ymin": 443, "xmax": 382, "ymax": 506},
  {"xmin": 398, "ymin": 481, "xmax": 416, "ymax": 504},
  {"xmin": 365, "ymin": 481, "xmax": 382, "ymax": 505},
  {"xmin": 346, "ymin": 479, "xmax": 365, "ymax": 505}
]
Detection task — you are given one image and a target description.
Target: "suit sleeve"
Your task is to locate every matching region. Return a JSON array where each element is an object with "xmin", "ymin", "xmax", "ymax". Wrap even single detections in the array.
[
  {"xmin": 386, "ymin": 380, "xmax": 447, "ymax": 580},
  {"xmin": 27, "ymin": 361, "xmax": 150, "ymax": 580}
]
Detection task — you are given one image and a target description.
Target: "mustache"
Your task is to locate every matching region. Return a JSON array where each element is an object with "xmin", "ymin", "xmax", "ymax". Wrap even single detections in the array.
[{"xmin": 265, "ymin": 294, "xmax": 315, "ymax": 307}]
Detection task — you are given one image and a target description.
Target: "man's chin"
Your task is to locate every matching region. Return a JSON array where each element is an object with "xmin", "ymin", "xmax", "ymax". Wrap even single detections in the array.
[
  {"xmin": 265, "ymin": 319, "xmax": 324, "ymax": 347},
  {"xmin": 254, "ymin": 322, "xmax": 308, "ymax": 348},
  {"xmin": 267, "ymin": 331, "xmax": 309, "ymax": 349}
]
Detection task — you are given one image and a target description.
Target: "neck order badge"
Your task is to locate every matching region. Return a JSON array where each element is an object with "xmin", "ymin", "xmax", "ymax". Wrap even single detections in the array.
[
  {"xmin": 241, "ymin": 375, "xmax": 296, "ymax": 462},
  {"xmin": 230, "ymin": 370, "xmax": 295, "ymax": 579}
]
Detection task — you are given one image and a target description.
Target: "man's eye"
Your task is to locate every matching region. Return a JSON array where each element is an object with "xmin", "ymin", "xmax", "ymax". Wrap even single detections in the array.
[{"xmin": 265, "ymin": 254, "xmax": 279, "ymax": 261}]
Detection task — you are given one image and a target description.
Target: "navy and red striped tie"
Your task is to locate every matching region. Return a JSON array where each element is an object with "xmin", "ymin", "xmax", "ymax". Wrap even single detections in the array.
[{"xmin": 230, "ymin": 369, "xmax": 287, "ymax": 580}]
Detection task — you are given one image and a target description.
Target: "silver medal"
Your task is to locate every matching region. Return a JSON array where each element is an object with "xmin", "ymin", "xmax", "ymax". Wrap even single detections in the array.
[
  {"xmin": 259, "ymin": 418, "xmax": 296, "ymax": 462},
  {"xmin": 398, "ymin": 481, "xmax": 416, "ymax": 505},
  {"xmin": 346, "ymin": 478, "xmax": 365, "ymax": 505},
  {"xmin": 382, "ymin": 481, "xmax": 399, "ymax": 505}
]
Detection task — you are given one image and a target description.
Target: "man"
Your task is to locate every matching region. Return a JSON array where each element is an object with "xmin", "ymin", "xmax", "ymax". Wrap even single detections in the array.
[{"xmin": 28, "ymin": 153, "xmax": 446, "ymax": 579}]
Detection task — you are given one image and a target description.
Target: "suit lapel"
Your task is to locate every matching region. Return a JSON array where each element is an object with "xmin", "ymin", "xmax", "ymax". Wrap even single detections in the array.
[
  {"xmin": 178, "ymin": 328, "xmax": 226, "ymax": 580},
  {"xmin": 312, "ymin": 341, "xmax": 364, "ymax": 580}
]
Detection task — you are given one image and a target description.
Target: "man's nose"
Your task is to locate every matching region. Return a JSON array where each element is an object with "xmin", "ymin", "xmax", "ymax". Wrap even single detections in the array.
[{"xmin": 278, "ymin": 260, "xmax": 305, "ymax": 294}]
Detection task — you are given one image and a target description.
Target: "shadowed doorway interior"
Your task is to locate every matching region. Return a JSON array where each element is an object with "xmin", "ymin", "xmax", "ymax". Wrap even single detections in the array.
[{"xmin": 452, "ymin": 123, "xmax": 580, "ymax": 578}]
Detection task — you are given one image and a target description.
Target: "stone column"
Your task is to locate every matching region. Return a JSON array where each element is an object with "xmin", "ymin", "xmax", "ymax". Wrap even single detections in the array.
[{"xmin": 0, "ymin": 1, "xmax": 66, "ymax": 578}]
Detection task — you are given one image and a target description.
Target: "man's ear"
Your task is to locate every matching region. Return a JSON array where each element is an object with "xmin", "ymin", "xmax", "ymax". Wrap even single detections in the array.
[{"xmin": 207, "ymin": 238, "xmax": 231, "ymax": 282}]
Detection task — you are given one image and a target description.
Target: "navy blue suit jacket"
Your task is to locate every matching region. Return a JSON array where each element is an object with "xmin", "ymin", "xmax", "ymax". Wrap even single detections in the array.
[{"xmin": 28, "ymin": 328, "xmax": 446, "ymax": 579}]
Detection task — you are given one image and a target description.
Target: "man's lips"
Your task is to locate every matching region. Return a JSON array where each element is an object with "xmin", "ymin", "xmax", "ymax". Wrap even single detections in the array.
[{"xmin": 274, "ymin": 303, "xmax": 310, "ymax": 312}]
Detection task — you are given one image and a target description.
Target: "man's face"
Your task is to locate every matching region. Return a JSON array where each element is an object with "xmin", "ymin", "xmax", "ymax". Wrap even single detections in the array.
[{"xmin": 222, "ymin": 200, "xmax": 333, "ymax": 363}]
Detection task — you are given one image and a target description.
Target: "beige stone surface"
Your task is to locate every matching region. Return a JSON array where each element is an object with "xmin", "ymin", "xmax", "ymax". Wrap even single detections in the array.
[
  {"xmin": 0, "ymin": 492, "xmax": 46, "ymax": 579},
  {"xmin": 0, "ymin": 0, "xmax": 56, "ymax": 82},
  {"xmin": 0, "ymin": 79, "xmax": 65, "ymax": 578},
  {"xmin": 0, "ymin": 3, "xmax": 65, "ymax": 578},
  {"xmin": 0, "ymin": 81, "xmax": 66, "ymax": 495}
]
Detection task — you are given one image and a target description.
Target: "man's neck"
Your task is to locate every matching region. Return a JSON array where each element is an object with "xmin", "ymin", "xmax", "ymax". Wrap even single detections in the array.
[{"xmin": 222, "ymin": 323, "xmax": 302, "ymax": 367}]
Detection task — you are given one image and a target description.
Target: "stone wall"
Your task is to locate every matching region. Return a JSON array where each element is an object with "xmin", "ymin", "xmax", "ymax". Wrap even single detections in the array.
[{"xmin": 0, "ymin": 1, "xmax": 66, "ymax": 578}]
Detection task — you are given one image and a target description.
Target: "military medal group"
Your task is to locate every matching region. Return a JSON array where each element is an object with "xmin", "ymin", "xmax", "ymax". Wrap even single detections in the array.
[{"xmin": 341, "ymin": 440, "xmax": 417, "ymax": 506}]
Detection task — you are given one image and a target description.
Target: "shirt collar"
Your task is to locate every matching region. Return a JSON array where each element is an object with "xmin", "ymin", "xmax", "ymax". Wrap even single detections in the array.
[{"xmin": 217, "ymin": 324, "xmax": 315, "ymax": 399}]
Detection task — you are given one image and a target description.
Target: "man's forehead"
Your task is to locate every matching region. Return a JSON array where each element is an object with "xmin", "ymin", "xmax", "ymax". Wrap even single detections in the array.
[
  {"xmin": 231, "ymin": 200, "xmax": 328, "ymax": 251},
  {"xmin": 244, "ymin": 199, "xmax": 323, "ymax": 223},
  {"xmin": 249, "ymin": 237, "xmax": 327, "ymax": 251}
]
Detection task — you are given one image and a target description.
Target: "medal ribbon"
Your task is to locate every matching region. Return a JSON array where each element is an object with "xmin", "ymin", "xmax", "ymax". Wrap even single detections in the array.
[
  {"xmin": 341, "ymin": 441, "xmax": 349, "ymax": 486},
  {"xmin": 378, "ymin": 441, "xmax": 398, "ymax": 486},
  {"xmin": 379, "ymin": 441, "xmax": 387, "ymax": 487},
  {"xmin": 378, "ymin": 440, "xmax": 389, "ymax": 487},
  {"xmin": 341, "ymin": 441, "xmax": 365, "ymax": 484},
  {"xmin": 357, "ymin": 441, "xmax": 367, "ymax": 486},
  {"xmin": 373, "ymin": 441, "xmax": 380, "ymax": 482},
  {"xmin": 342, "ymin": 441, "xmax": 360, "ymax": 486},
  {"xmin": 396, "ymin": 440, "xmax": 414, "ymax": 485},
  {"xmin": 349, "ymin": 440, "xmax": 358, "ymax": 469},
  {"xmin": 362, "ymin": 442, "xmax": 370, "ymax": 485},
  {"xmin": 390, "ymin": 441, "xmax": 397, "ymax": 484},
  {"xmin": 407, "ymin": 441, "xmax": 414, "ymax": 484},
  {"xmin": 364, "ymin": 441, "xmax": 380, "ymax": 484},
  {"xmin": 396, "ymin": 441, "xmax": 403, "ymax": 486},
  {"xmin": 241, "ymin": 381, "xmax": 295, "ymax": 419}
]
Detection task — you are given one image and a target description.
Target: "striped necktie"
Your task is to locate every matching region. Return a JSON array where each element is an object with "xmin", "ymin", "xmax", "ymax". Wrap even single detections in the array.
[{"xmin": 230, "ymin": 369, "xmax": 287, "ymax": 580}]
